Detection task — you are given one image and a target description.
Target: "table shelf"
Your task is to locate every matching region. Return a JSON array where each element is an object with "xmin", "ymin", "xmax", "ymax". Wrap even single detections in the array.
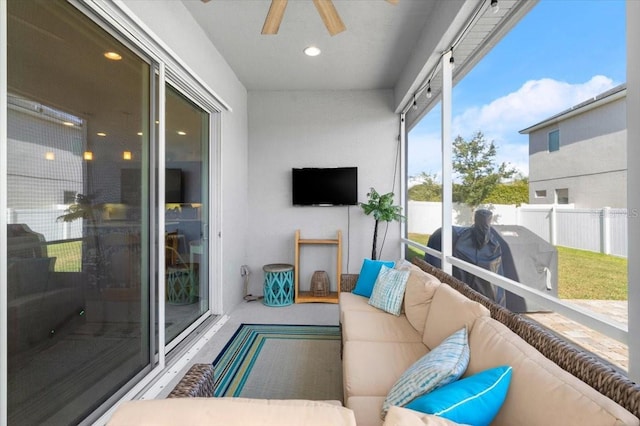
[{"xmin": 294, "ymin": 230, "xmax": 342, "ymax": 303}]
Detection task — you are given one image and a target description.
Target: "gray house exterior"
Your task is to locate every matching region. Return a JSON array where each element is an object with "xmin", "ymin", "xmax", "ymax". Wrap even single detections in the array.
[{"xmin": 520, "ymin": 84, "xmax": 627, "ymax": 208}]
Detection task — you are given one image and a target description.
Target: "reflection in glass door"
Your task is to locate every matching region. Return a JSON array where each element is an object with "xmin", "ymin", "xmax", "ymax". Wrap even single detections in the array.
[
  {"xmin": 164, "ymin": 86, "xmax": 209, "ymax": 343},
  {"xmin": 6, "ymin": 1, "xmax": 152, "ymax": 423}
]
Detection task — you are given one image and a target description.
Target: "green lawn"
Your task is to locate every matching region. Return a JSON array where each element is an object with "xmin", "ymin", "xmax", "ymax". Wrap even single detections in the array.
[
  {"xmin": 47, "ymin": 240, "xmax": 83, "ymax": 272},
  {"xmin": 406, "ymin": 233, "xmax": 628, "ymax": 300}
]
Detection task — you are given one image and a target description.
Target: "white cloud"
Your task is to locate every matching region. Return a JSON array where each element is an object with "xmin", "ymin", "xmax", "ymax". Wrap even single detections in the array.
[{"xmin": 410, "ymin": 76, "xmax": 619, "ymax": 177}]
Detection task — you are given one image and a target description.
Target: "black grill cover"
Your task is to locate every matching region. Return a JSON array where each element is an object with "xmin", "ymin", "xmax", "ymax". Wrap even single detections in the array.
[{"xmin": 424, "ymin": 216, "xmax": 557, "ymax": 312}]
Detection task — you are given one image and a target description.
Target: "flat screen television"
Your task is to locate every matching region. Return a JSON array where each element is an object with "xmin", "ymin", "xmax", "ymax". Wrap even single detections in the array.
[
  {"xmin": 166, "ymin": 168, "xmax": 183, "ymax": 203},
  {"xmin": 292, "ymin": 167, "xmax": 358, "ymax": 206}
]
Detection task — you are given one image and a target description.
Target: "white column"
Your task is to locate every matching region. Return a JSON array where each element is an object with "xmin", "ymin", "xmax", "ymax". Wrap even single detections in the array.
[
  {"xmin": 400, "ymin": 113, "xmax": 407, "ymax": 261},
  {"xmin": 627, "ymin": 0, "xmax": 640, "ymax": 382},
  {"xmin": 441, "ymin": 50, "xmax": 453, "ymax": 275}
]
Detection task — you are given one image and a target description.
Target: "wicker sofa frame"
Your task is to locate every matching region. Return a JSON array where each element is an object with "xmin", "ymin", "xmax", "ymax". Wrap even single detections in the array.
[{"xmin": 168, "ymin": 256, "xmax": 640, "ymax": 421}]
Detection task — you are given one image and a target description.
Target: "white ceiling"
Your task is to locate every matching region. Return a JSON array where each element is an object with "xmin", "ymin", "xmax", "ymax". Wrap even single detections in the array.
[{"xmin": 181, "ymin": 0, "xmax": 443, "ymax": 91}]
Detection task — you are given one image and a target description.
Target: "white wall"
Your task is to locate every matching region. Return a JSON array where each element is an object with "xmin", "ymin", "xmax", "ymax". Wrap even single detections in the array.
[
  {"xmin": 124, "ymin": 1, "xmax": 249, "ymax": 313},
  {"xmin": 247, "ymin": 90, "xmax": 402, "ymax": 295}
]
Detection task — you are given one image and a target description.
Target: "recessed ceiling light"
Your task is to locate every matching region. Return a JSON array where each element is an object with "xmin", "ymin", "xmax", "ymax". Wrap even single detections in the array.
[
  {"xmin": 63, "ymin": 121, "xmax": 74, "ymax": 127},
  {"xmin": 45, "ymin": 152, "xmax": 55, "ymax": 161},
  {"xmin": 304, "ymin": 46, "xmax": 321, "ymax": 57},
  {"xmin": 104, "ymin": 51, "xmax": 122, "ymax": 61},
  {"xmin": 123, "ymin": 151, "xmax": 132, "ymax": 160},
  {"xmin": 177, "ymin": 130, "xmax": 187, "ymax": 136},
  {"xmin": 137, "ymin": 132, "xmax": 143, "ymax": 136},
  {"xmin": 97, "ymin": 132, "xmax": 107, "ymax": 137}
]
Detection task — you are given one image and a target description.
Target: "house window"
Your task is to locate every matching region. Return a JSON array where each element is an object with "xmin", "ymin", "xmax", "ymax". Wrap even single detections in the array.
[
  {"xmin": 535, "ymin": 190, "xmax": 547, "ymax": 198},
  {"xmin": 556, "ymin": 188, "xmax": 569, "ymax": 204},
  {"xmin": 548, "ymin": 129, "xmax": 560, "ymax": 152}
]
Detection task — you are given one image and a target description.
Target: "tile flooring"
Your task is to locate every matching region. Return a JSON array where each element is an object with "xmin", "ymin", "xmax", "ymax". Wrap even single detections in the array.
[{"xmin": 526, "ymin": 300, "xmax": 628, "ymax": 371}]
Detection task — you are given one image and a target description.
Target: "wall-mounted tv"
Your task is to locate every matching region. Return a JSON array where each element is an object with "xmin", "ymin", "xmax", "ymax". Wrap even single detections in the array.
[
  {"xmin": 292, "ymin": 167, "xmax": 358, "ymax": 206},
  {"xmin": 166, "ymin": 168, "xmax": 183, "ymax": 203}
]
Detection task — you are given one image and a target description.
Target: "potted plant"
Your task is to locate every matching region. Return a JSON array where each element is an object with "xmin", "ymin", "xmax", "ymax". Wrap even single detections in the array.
[{"xmin": 360, "ymin": 188, "xmax": 404, "ymax": 260}]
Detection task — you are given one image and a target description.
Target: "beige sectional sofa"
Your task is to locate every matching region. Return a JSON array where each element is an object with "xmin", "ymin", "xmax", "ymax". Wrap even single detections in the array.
[
  {"xmin": 340, "ymin": 259, "xmax": 639, "ymax": 426},
  {"xmin": 109, "ymin": 257, "xmax": 640, "ymax": 425}
]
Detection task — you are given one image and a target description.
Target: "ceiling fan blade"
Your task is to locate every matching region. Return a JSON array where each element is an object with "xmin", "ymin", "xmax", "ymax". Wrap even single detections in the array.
[
  {"xmin": 386, "ymin": 0, "xmax": 399, "ymax": 4},
  {"xmin": 312, "ymin": 0, "xmax": 346, "ymax": 36},
  {"xmin": 262, "ymin": 0, "xmax": 288, "ymax": 35}
]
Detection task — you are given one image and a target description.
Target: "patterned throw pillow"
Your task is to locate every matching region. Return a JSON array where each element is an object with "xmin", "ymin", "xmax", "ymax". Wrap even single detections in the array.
[
  {"xmin": 405, "ymin": 365, "xmax": 512, "ymax": 426},
  {"xmin": 382, "ymin": 327, "xmax": 470, "ymax": 418},
  {"xmin": 368, "ymin": 265, "xmax": 410, "ymax": 316}
]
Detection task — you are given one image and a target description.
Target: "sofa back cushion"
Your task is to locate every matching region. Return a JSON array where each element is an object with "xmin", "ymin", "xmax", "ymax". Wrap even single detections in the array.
[
  {"xmin": 108, "ymin": 398, "xmax": 357, "ymax": 426},
  {"xmin": 467, "ymin": 316, "xmax": 639, "ymax": 426},
  {"xmin": 422, "ymin": 284, "xmax": 489, "ymax": 350},
  {"xmin": 402, "ymin": 267, "xmax": 441, "ymax": 336}
]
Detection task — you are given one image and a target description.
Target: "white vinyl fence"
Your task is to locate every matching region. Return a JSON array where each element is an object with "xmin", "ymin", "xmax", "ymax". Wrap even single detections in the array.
[{"xmin": 408, "ymin": 201, "xmax": 628, "ymax": 258}]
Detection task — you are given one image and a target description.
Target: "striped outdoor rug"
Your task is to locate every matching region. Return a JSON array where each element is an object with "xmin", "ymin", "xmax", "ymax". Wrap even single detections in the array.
[{"xmin": 212, "ymin": 323, "xmax": 343, "ymax": 401}]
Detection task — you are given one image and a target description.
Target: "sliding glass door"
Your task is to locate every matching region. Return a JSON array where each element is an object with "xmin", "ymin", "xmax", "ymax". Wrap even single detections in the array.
[
  {"xmin": 164, "ymin": 86, "xmax": 210, "ymax": 344},
  {"xmin": 6, "ymin": 1, "xmax": 152, "ymax": 423},
  {"xmin": 4, "ymin": 1, "xmax": 219, "ymax": 423}
]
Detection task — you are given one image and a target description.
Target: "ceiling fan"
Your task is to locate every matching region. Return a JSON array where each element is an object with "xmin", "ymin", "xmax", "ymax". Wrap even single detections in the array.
[{"xmin": 201, "ymin": 0, "xmax": 398, "ymax": 36}]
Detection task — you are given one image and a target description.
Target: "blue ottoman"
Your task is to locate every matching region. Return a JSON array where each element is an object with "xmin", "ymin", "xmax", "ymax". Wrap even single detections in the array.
[{"xmin": 263, "ymin": 263, "xmax": 294, "ymax": 307}]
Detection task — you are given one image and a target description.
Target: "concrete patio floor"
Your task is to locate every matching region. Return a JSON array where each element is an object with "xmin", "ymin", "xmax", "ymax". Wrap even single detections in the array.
[{"xmin": 525, "ymin": 300, "xmax": 628, "ymax": 372}]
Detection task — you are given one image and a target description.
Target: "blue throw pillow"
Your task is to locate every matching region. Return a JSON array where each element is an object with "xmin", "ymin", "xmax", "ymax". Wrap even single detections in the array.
[
  {"xmin": 405, "ymin": 365, "xmax": 512, "ymax": 426},
  {"xmin": 352, "ymin": 259, "xmax": 395, "ymax": 297}
]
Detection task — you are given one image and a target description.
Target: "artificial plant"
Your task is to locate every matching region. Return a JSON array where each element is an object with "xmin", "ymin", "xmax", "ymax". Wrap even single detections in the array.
[{"xmin": 360, "ymin": 187, "xmax": 404, "ymax": 260}]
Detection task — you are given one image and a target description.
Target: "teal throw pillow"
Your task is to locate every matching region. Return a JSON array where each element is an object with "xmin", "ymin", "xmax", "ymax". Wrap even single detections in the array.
[
  {"xmin": 368, "ymin": 265, "xmax": 410, "ymax": 316},
  {"xmin": 382, "ymin": 327, "xmax": 469, "ymax": 418},
  {"xmin": 405, "ymin": 365, "xmax": 512, "ymax": 426},
  {"xmin": 352, "ymin": 259, "xmax": 395, "ymax": 297}
]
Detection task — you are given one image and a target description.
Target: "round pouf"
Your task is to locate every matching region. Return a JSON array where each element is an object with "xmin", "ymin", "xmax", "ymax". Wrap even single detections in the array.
[{"xmin": 262, "ymin": 263, "xmax": 294, "ymax": 307}]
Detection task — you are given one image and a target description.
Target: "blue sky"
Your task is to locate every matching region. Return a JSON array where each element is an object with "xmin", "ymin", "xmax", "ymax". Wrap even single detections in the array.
[{"xmin": 408, "ymin": 0, "xmax": 627, "ymax": 179}]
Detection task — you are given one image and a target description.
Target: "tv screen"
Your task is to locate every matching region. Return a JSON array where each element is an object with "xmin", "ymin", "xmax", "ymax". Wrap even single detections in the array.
[
  {"xmin": 166, "ymin": 168, "xmax": 183, "ymax": 203},
  {"xmin": 292, "ymin": 167, "xmax": 358, "ymax": 206}
]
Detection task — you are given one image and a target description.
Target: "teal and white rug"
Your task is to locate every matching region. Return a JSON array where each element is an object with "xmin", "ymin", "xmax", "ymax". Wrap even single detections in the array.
[{"xmin": 212, "ymin": 323, "xmax": 343, "ymax": 401}]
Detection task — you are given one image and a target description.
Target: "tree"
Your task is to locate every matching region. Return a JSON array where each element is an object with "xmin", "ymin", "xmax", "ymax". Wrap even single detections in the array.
[
  {"xmin": 360, "ymin": 188, "xmax": 404, "ymax": 260},
  {"xmin": 452, "ymin": 131, "xmax": 517, "ymax": 208},
  {"xmin": 408, "ymin": 172, "xmax": 442, "ymax": 201},
  {"xmin": 484, "ymin": 176, "xmax": 529, "ymax": 205}
]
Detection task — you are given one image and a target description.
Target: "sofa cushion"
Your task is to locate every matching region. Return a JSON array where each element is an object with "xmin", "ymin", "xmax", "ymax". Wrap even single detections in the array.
[
  {"xmin": 346, "ymin": 396, "xmax": 387, "ymax": 426},
  {"xmin": 343, "ymin": 341, "xmax": 429, "ymax": 399},
  {"xmin": 353, "ymin": 259, "xmax": 395, "ymax": 298},
  {"xmin": 339, "ymin": 292, "xmax": 381, "ymax": 324},
  {"xmin": 402, "ymin": 268, "xmax": 441, "ymax": 336},
  {"xmin": 422, "ymin": 284, "xmax": 489, "ymax": 350},
  {"xmin": 342, "ymin": 310, "xmax": 422, "ymax": 343},
  {"xmin": 368, "ymin": 265, "xmax": 410, "ymax": 316},
  {"xmin": 405, "ymin": 365, "xmax": 512, "ymax": 426},
  {"xmin": 384, "ymin": 406, "xmax": 464, "ymax": 426},
  {"xmin": 344, "ymin": 398, "xmax": 464, "ymax": 426},
  {"xmin": 467, "ymin": 316, "xmax": 639, "ymax": 426},
  {"xmin": 383, "ymin": 328, "xmax": 469, "ymax": 417},
  {"xmin": 108, "ymin": 398, "xmax": 357, "ymax": 426},
  {"xmin": 8, "ymin": 257, "xmax": 55, "ymax": 297}
]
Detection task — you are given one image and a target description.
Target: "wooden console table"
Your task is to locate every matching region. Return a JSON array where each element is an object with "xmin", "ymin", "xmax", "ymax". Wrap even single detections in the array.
[{"xmin": 294, "ymin": 229, "xmax": 342, "ymax": 303}]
